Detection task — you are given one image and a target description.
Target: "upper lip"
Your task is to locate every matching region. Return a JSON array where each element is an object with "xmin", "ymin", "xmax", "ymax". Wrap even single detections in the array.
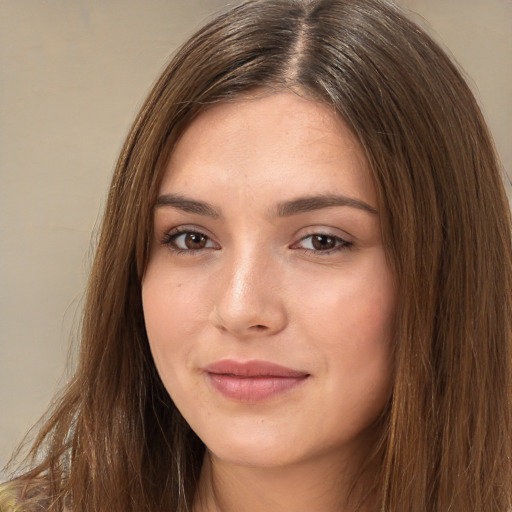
[{"xmin": 204, "ymin": 359, "xmax": 309, "ymax": 378}]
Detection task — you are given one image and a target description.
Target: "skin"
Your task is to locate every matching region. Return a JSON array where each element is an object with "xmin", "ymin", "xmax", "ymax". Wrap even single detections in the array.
[{"xmin": 142, "ymin": 91, "xmax": 397, "ymax": 512}]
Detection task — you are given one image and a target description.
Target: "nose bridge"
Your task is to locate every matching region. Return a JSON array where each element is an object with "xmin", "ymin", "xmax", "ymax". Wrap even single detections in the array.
[{"xmin": 212, "ymin": 242, "xmax": 286, "ymax": 336}]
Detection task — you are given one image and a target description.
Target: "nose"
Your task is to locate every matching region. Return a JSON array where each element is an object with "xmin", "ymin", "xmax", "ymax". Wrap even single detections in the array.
[{"xmin": 209, "ymin": 251, "xmax": 288, "ymax": 337}]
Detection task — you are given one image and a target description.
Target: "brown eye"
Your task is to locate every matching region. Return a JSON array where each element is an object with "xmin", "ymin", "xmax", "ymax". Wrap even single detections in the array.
[
  {"xmin": 184, "ymin": 232, "xmax": 207, "ymax": 250},
  {"xmin": 292, "ymin": 233, "xmax": 352, "ymax": 253},
  {"xmin": 164, "ymin": 230, "xmax": 217, "ymax": 252},
  {"xmin": 311, "ymin": 234, "xmax": 337, "ymax": 251}
]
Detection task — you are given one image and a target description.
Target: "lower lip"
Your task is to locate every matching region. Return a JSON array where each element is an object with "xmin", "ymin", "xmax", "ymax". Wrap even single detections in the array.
[{"xmin": 207, "ymin": 373, "xmax": 308, "ymax": 402}]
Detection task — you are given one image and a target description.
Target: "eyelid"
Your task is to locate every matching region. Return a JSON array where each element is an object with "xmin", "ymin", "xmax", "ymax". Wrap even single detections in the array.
[
  {"xmin": 159, "ymin": 224, "xmax": 353, "ymax": 255},
  {"xmin": 160, "ymin": 225, "xmax": 220, "ymax": 252},
  {"xmin": 290, "ymin": 228, "xmax": 354, "ymax": 254}
]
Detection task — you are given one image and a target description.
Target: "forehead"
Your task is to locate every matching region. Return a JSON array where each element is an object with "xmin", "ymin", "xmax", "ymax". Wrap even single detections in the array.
[{"xmin": 160, "ymin": 91, "xmax": 376, "ymax": 208}]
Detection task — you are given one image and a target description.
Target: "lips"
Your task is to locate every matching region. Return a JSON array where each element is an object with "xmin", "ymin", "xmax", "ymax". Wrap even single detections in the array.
[{"xmin": 203, "ymin": 359, "xmax": 310, "ymax": 402}]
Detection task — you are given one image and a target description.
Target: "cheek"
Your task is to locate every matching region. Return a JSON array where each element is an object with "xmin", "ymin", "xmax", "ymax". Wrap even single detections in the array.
[
  {"xmin": 293, "ymin": 256, "xmax": 396, "ymax": 400},
  {"xmin": 141, "ymin": 261, "xmax": 204, "ymax": 376},
  {"xmin": 322, "ymin": 290, "xmax": 395, "ymax": 435},
  {"xmin": 321, "ymin": 288, "xmax": 395, "ymax": 385},
  {"xmin": 294, "ymin": 256, "xmax": 396, "ymax": 344}
]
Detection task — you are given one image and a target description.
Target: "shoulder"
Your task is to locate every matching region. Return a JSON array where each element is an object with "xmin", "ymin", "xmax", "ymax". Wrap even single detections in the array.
[
  {"xmin": 0, "ymin": 478, "xmax": 54, "ymax": 512},
  {"xmin": 0, "ymin": 481, "xmax": 19, "ymax": 512}
]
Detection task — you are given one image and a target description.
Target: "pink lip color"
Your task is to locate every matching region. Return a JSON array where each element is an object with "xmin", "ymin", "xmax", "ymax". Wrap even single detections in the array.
[{"xmin": 203, "ymin": 359, "xmax": 309, "ymax": 402}]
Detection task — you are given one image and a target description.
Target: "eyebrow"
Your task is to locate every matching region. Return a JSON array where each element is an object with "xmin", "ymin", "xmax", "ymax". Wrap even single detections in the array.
[
  {"xmin": 272, "ymin": 194, "xmax": 378, "ymax": 217},
  {"xmin": 154, "ymin": 192, "xmax": 377, "ymax": 218},
  {"xmin": 155, "ymin": 193, "xmax": 221, "ymax": 218}
]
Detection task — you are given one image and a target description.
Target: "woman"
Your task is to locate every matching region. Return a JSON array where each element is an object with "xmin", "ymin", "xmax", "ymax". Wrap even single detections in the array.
[{"xmin": 2, "ymin": 0, "xmax": 511, "ymax": 511}]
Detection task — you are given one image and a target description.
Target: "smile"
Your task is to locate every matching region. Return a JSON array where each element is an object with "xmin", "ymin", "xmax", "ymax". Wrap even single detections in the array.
[{"xmin": 203, "ymin": 359, "xmax": 310, "ymax": 402}]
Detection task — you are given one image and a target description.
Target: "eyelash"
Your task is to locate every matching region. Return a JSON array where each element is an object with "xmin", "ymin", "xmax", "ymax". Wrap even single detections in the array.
[
  {"xmin": 292, "ymin": 232, "xmax": 353, "ymax": 255},
  {"xmin": 160, "ymin": 228, "xmax": 353, "ymax": 255},
  {"xmin": 160, "ymin": 227, "xmax": 218, "ymax": 255}
]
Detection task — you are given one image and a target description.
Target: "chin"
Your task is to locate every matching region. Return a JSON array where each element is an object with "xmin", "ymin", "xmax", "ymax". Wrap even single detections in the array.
[
  {"xmin": 208, "ymin": 438, "xmax": 301, "ymax": 468},
  {"xmin": 193, "ymin": 408, "xmax": 387, "ymax": 473},
  {"xmin": 194, "ymin": 418, "xmax": 305, "ymax": 468}
]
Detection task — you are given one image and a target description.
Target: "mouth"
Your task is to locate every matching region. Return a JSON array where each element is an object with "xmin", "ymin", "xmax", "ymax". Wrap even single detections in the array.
[{"xmin": 203, "ymin": 359, "xmax": 310, "ymax": 402}]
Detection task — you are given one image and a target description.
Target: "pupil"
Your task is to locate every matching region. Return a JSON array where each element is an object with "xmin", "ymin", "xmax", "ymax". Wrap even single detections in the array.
[
  {"xmin": 312, "ymin": 235, "xmax": 335, "ymax": 250},
  {"xmin": 186, "ymin": 233, "xmax": 206, "ymax": 249}
]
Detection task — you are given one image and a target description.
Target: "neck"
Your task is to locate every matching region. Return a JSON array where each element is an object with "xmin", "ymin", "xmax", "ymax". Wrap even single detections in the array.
[{"xmin": 192, "ymin": 446, "xmax": 381, "ymax": 512}]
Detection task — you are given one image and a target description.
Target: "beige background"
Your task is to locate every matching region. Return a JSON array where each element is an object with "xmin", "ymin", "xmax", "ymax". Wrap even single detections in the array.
[{"xmin": 1, "ymin": 0, "xmax": 511, "ymax": 474}]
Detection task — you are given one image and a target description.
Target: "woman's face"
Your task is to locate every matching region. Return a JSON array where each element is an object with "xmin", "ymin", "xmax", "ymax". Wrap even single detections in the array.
[{"xmin": 142, "ymin": 92, "xmax": 396, "ymax": 469}]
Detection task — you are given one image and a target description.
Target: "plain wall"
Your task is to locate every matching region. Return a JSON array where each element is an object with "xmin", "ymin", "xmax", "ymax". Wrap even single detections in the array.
[{"xmin": 1, "ymin": 0, "xmax": 511, "ymax": 474}]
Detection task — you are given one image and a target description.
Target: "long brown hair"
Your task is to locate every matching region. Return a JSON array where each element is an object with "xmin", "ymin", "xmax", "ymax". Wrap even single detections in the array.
[{"xmin": 3, "ymin": 0, "xmax": 512, "ymax": 511}]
